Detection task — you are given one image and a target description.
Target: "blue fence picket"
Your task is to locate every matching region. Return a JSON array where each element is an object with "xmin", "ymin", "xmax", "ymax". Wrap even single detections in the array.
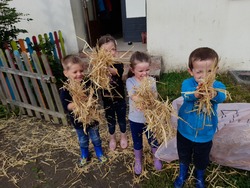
[
  {"xmin": 25, "ymin": 37, "xmax": 34, "ymax": 55},
  {"xmin": 49, "ymin": 32, "xmax": 59, "ymax": 63},
  {"xmin": 0, "ymin": 51, "xmax": 15, "ymax": 100}
]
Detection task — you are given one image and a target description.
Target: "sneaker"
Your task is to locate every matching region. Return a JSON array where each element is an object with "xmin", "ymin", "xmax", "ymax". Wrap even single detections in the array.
[
  {"xmin": 98, "ymin": 155, "xmax": 108, "ymax": 163},
  {"xmin": 78, "ymin": 157, "xmax": 90, "ymax": 167}
]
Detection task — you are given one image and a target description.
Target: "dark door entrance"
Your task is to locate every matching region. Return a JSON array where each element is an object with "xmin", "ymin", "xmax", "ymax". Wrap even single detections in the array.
[{"xmin": 83, "ymin": 0, "xmax": 122, "ymax": 47}]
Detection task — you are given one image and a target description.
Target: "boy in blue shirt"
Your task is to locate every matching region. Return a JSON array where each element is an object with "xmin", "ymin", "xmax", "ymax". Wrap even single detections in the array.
[{"xmin": 174, "ymin": 47, "xmax": 227, "ymax": 188}]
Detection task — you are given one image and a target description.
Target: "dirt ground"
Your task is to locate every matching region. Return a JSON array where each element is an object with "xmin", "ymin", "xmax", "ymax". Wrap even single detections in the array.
[{"xmin": 0, "ymin": 115, "xmax": 161, "ymax": 188}]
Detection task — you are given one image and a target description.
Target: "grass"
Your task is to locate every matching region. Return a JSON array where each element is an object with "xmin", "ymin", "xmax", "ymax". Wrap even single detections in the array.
[
  {"xmin": 143, "ymin": 71, "xmax": 250, "ymax": 188},
  {"xmin": 157, "ymin": 71, "xmax": 250, "ymax": 103}
]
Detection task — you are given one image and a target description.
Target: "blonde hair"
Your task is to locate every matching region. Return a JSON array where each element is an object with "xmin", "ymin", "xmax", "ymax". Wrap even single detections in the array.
[{"xmin": 61, "ymin": 54, "xmax": 85, "ymax": 70}]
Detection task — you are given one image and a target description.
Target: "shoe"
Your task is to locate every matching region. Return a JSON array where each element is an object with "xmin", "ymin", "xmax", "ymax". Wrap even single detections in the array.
[
  {"xmin": 174, "ymin": 163, "xmax": 189, "ymax": 188},
  {"xmin": 98, "ymin": 155, "xmax": 108, "ymax": 163},
  {"xmin": 78, "ymin": 157, "xmax": 90, "ymax": 167},
  {"xmin": 196, "ymin": 169, "xmax": 205, "ymax": 188},
  {"xmin": 109, "ymin": 134, "xmax": 116, "ymax": 151},
  {"xmin": 80, "ymin": 147, "xmax": 89, "ymax": 159},
  {"xmin": 151, "ymin": 147, "xmax": 162, "ymax": 171},
  {"xmin": 120, "ymin": 132, "xmax": 128, "ymax": 149},
  {"xmin": 134, "ymin": 149, "xmax": 142, "ymax": 175},
  {"xmin": 94, "ymin": 146, "xmax": 107, "ymax": 163}
]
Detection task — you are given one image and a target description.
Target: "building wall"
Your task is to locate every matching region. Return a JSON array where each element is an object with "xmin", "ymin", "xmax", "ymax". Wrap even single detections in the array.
[
  {"xmin": 147, "ymin": 0, "xmax": 250, "ymax": 71},
  {"xmin": 9, "ymin": 0, "xmax": 85, "ymax": 54}
]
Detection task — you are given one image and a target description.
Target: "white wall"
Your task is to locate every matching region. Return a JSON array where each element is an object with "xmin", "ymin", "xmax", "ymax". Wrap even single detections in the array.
[
  {"xmin": 9, "ymin": 0, "xmax": 83, "ymax": 54},
  {"xmin": 147, "ymin": 0, "xmax": 250, "ymax": 71}
]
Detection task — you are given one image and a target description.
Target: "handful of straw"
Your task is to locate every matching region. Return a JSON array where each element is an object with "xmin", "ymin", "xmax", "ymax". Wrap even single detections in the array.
[
  {"xmin": 183, "ymin": 65, "xmax": 231, "ymax": 120},
  {"xmin": 86, "ymin": 47, "xmax": 117, "ymax": 92},
  {"xmin": 62, "ymin": 79, "xmax": 105, "ymax": 133},
  {"xmin": 78, "ymin": 36, "xmax": 131, "ymax": 94},
  {"xmin": 133, "ymin": 77, "xmax": 175, "ymax": 143},
  {"xmin": 195, "ymin": 69, "xmax": 217, "ymax": 117}
]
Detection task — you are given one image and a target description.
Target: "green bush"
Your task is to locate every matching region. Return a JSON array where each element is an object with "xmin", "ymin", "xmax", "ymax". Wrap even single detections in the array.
[{"xmin": 0, "ymin": 0, "xmax": 32, "ymax": 48}]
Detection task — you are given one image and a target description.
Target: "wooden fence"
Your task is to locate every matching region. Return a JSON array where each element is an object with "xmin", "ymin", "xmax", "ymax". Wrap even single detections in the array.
[{"xmin": 0, "ymin": 31, "xmax": 67, "ymax": 125}]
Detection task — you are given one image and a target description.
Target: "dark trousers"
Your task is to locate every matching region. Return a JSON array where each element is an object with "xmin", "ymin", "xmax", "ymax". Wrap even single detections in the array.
[
  {"xmin": 177, "ymin": 131, "xmax": 212, "ymax": 170},
  {"xmin": 103, "ymin": 99, "xmax": 127, "ymax": 135},
  {"xmin": 130, "ymin": 120, "xmax": 159, "ymax": 150}
]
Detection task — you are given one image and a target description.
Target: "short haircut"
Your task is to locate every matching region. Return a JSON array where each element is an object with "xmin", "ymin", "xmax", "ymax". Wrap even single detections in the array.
[
  {"xmin": 188, "ymin": 47, "xmax": 219, "ymax": 70},
  {"xmin": 61, "ymin": 54, "xmax": 84, "ymax": 70}
]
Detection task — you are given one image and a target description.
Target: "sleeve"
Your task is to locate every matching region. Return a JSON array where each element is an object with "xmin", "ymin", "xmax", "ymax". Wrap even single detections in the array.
[
  {"xmin": 59, "ymin": 88, "xmax": 72, "ymax": 113},
  {"xmin": 212, "ymin": 81, "xmax": 227, "ymax": 103},
  {"xmin": 126, "ymin": 78, "xmax": 135, "ymax": 97},
  {"xmin": 181, "ymin": 79, "xmax": 198, "ymax": 102},
  {"xmin": 114, "ymin": 63, "xmax": 124, "ymax": 77}
]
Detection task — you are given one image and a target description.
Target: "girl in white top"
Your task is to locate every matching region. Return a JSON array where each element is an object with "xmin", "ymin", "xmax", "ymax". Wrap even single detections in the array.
[{"xmin": 126, "ymin": 51, "xmax": 162, "ymax": 175}]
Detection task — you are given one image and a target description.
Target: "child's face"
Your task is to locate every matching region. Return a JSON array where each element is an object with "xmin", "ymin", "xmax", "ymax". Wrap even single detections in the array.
[
  {"xmin": 101, "ymin": 41, "xmax": 117, "ymax": 57},
  {"xmin": 63, "ymin": 63, "xmax": 84, "ymax": 82},
  {"xmin": 132, "ymin": 61, "xmax": 150, "ymax": 81},
  {"xmin": 188, "ymin": 59, "xmax": 215, "ymax": 83}
]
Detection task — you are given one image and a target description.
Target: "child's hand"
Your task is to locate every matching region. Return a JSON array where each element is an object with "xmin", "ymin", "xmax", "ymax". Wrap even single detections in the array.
[
  {"xmin": 195, "ymin": 83, "xmax": 204, "ymax": 98},
  {"xmin": 208, "ymin": 88, "xmax": 217, "ymax": 99},
  {"xmin": 67, "ymin": 102, "xmax": 75, "ymax": 111},
  {"xmin": 108, "ymin": 67, "xmax": 118, "ymax": 75},
  {"xmin": 132, "ymin": 95, "xmax": 144, "ymax": 110}
]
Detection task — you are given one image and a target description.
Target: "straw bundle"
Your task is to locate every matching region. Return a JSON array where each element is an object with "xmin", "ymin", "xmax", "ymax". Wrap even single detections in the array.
[
  {"xmin": 195, "ymin": 68, "xmax": 231, "ymax": 118},
  {"xmin": 80, "ymin": 43, "xmax": 118, "ymax": 95},
  {"xmin": 133, "ymin": 77, "xmax": 175, "ymax": 144},
  {"xmin": 78, "ymin": 36, "xmax": 131, "ymax": 93},
  {"xmin": 62, "ymin": 79, "xmax": 105, "ymax": 133},
  {"xmin": 182, "ymin": 65, "xmax": 231, "ymax": 130},
  {"xmin": 195, "ymin": 68, "xmax": 217, "ymax": 117}
]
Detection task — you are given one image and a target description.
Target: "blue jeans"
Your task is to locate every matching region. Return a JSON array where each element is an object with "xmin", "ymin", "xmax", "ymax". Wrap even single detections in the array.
[
  {"xmin": 103, "ymin": 99, "xmax": 127, "ymax": 135},
  {"xmin": 129, "ymin": 120, "xmax": 159, "ymax": 150},
  {"xmin": 75, "ymin": 124, "xmax": 102, "ymax": 152}
]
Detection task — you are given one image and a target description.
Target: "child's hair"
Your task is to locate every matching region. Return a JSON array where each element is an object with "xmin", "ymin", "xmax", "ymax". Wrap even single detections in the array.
[
  {"xmin": 97, "ymin": 34, "xmax": 117, "ymax": 49},
  {"xmin": 61, "ymin": 54, "xmax": 84, "ymax": 70},
  {"xmin": 188, "ymin": 47, "xmax": 219, "ymax": 70},
  {"xmin": 127, "ymin": 51, "xmax": 151, "ymax": 78}
]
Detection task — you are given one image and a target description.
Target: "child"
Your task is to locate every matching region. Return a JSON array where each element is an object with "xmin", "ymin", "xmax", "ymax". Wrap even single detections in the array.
[
  {"xmin": 97, "ymin": 35, "xmax": 128, "ymax": 151},
  {"xmin": 60, "ymin": 54, "xmax": 107, "ymax": 166},
  {"xmin": 174, "ymin": 47, "xmax": 227, "ymax": 188},
  {"xmin": 126, "ymin": 51, "xmax": 162, "ymax": 175}
]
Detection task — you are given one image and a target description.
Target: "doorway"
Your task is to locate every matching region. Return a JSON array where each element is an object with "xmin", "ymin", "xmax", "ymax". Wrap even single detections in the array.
[{"xmin": 83, "ymin": 0, "xmax": 122, "ymax": 47}]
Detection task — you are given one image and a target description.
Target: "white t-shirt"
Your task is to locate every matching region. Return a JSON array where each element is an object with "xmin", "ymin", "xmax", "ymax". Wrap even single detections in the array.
[{"xmin": 126, "ymin": 76, "xmax": 156, "ymax": 123}]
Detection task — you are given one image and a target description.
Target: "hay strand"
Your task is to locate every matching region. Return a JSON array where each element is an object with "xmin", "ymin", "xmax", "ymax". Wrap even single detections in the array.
[
  {"xmin": 133, "ymin": 77, "xmax": 176, "ymax": 144},
  {"xmin": 62, "ymin": 79, "xmax": 105, "ymax": 132}
]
